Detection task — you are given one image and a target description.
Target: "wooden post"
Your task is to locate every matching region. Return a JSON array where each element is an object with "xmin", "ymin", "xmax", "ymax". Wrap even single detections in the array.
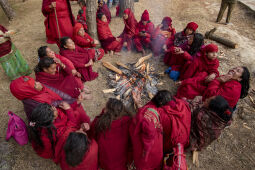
[
  {"xmin": 119, "ymin": 0, "xmax": 134, "ymax": 17},
  {"xmin": 0, "ymin": 0, "xmax": 16, "ymax": 20},
  {"xmin": 86, "ymin": 0, "xmax": 98, "ymax": 39}
]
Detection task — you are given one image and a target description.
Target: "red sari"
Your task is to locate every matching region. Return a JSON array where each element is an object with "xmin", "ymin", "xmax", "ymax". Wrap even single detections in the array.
[
  {"xmin": 119, "ymin": 9, "xmax": 137, "ymax": 51},
  {"xmin": 180, "ymin": 44, "xmax": 219, "ymax": 80},
  {"xmin": 129, "ymin": 102, "xmax": 163, "ymax": 170},
  {"xmin": 42, "ymin": 0, "xmax": 75, "ymax": 44},
  {"xmin": 0, "ymin": 25, "xmax": 11, "ymax": 57},
  {"xmin": 97, "ymin": 4, "xmax": 111, "ymax": 23},
  {"xmin": 152, "ymin": 17, "xmax": 176, "ymax": 56},
  {"xmin": 91, "ymin": 112, "xmax": 131, "ymax": 170},
  {"xmin": 203, "ymin": 79, "xmax": 241, "ymax": 108},
  {"xmin": 73, "ymin": 23, "xmax": 95, "ymax": 48},
  {"xmin": 159, "ymin": 98, "xmax": 191, "ymax": 153},
  {"xmin": 97, "ymin": 18, "xmax": 122, "ymax": 53},
  {"xmin": 31, "ymin": 107, "xmax": 77, "ymax": 159},
  {"xmin": 60, "ymin": 46, "xmax": 99, "ymax": 82}
]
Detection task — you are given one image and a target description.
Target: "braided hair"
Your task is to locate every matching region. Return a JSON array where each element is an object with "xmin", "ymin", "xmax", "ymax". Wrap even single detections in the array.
[
  {"xmin": 240, "ymin": 66, "xmax": 250, "ymax": 99},
  {"xmin": 34, "ymin": 57, "xmax": 55, "ymax": 73}
]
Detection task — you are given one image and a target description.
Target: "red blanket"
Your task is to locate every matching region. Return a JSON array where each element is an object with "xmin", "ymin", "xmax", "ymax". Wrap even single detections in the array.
[{"xmin": 0, "ymin": 25, "xmax": 12, "ymax": 57}]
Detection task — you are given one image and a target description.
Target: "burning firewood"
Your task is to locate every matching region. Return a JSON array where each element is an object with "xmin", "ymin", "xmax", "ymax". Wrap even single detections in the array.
[
  {"xmin": 135, "ymin": 53, "xmax": 153, "ymax": 67},
  {"xmin": 102, "ymin": 88, "xmax": 116, "ymax": 94},
  {"xmin": 148, "ymin": 92, "xmax": 154, "ymax": 99},
  {"xmin": 116, "ymin": 62, "xmax": 130, "ymax": 70},
  {"xmin": 146, "ymin": 63, "xmax": 150, "ymax": 75},
  {"xmin": 102, "ymin": 61, "xmax": 123, "ymax": 75}
]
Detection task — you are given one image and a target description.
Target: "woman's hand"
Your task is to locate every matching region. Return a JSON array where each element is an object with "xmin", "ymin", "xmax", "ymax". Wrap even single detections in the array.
[
  {"xmin": 50, "ymin": 2, "xmax": 56, "ymax": 8},
  {"xmin": 217, "ymin": 74, "xmax": 232, "ymax": 83},
  {"xmin": 132, "ymin": 89, "xmax": 142, "ymax": 108},
  {"xmin": 205, "ymin": 73, "xmax": 216, "ymax": 83},
  {"xmin": 59, "ymin": 102, "xmax": 71, "ymax": 110},
  {"xmin": 85, "ymin": 59, "xmax": 93, "ymax": 67},
  {"xmin": 174, "ymin": 47, "xmax": 184, "ymax": 54},
  {"xmin": 81, "ymin": 123, "xmax": 90, "ymax": 132}
]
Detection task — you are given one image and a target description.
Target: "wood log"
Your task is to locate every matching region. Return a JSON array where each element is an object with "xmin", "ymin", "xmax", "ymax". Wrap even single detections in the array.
[
  {"xmin": 102, "ymin": 61, "xmax": 123, "ymax": 75},
  {"xmin": 146, "ymin": 63, "xmax": 150, "ymax": 75},
  {"xmin": 205, "ymin": 28, "xmax": 238, "ymax": 49},
  {"xmin": 0, "ymin": 0, "xmax": 16, "ymax": 20},
  {"xmin": 135, "ymin": 53, "xmax": 153, "ymax": 67},
  {"xmin": 116, "ymin": 61, "xmax": 129, "ymax": 69},
  {"xmin": 103, "ymin": 88, "xmax": 116, "ymax": 94}
]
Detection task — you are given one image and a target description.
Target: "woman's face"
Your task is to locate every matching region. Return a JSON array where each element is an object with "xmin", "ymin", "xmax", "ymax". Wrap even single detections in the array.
[
  {"xmin": 64, "ymin": 39, "xmax": 76, "ymax": 50},
  {"xmin": 43, "ymin": 63, "xmax": 57, "ymax": 75},
  {"xmin": 34, "ymin": 81, "xmax": 43, "ymax": 91},
  {"xmin": 185, "ymin": 28, "xmax": 193, "ymax": 35},
  {"xmin": 187, "ymin": 35, "xmax": 194, "ymax": 45},
  {"xmin": 52, "ymin": 106, "xmax": 58, "ymax": 120},
  {"xmin": 101, "ymin": 15, "xmax": 108, "ymax": 23},
  {"xmin": 142, "ymin": 21, "xmax": 148, "ymax": 25},
  {"xmin": 123, "ymin": 13, "xmax": 128, "ymax": 20},
  {"xmin": 78, "ymin": 28, "xmax": 85, "ymax": 37},
  {"xmin": 207, "ymin": 52, "xmax": 218, "ymax": 60},
  {"xmin": 227, "ymin": 67, "xmax": 244, "ymax": 81},
  {"xmin": 46, "ymin": 47, "xmax": 55, "ymax": 58},
  {"xmin": 98, "ymin": 1, "xmax": 103, "ymax": 7}
]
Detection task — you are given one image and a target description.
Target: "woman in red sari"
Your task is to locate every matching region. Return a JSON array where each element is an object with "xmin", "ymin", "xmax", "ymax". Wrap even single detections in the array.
[
  {"xmin": 60, "ymin": 37, "xmax": 104, "ymax": 82},
  {"xmin": 42, "ymin": 0, "xmax": 75, "ymax": 44},
  {"xmin": 119, "ymin": 8, "xmax": 137, "ymax": 51},
  {"xmin": 176, "ymin": 66, "xmax": 250, "ymax": 109},
  {"xmin": 151, "ymin": 17, "xmax": 176, "ymax": 57},
  {"xmin": 55, "ymin": 126, "xmax": 98, "ymax": 170},
  {"xmin": 28, "ymin": 102, "xmax": 84, "ymax": 159},
  {"xmin": 90, "ymin": 98, "xmax": 131, "ymax": 170},
  {"xmin": 10, "ymin": 76, "xmax": 62, "ymax": 119},
  {"xmin": 130, "ymin": 90, "xmax": 166, "ymax": 170},
  {"xmin": 97, "ymin": 13, "xmax": 122, "ymax": 55},
  {"xmin": 180, "ymin": 43, "xmax": 219, "ymax": 80},
  {"xmin": 97, "ymin": 0, "xmax": 111, "ymax": 23},
  {"xmin": 133, "ymin": 10, "xmax": 155, "ymax": 55},
  {"xmin": 73, "ymin": 23, "xmax": 99, "ymax": 48}
]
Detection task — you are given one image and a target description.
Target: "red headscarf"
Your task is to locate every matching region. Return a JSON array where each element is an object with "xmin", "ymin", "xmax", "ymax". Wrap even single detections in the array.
[
  {"xmin": 162, "ymin": 17, "xmax": 172, "ymax": 27},
  {"xmin": 73, "ymin": 23, "xmax": 83, "ymax": 37},
  {"xmin": 123, "ymin": 8, "xmax": 137, "ymax": 35},
  {"xmin": 203, "ymin": 43, "xmax": 218, "ymax": 53},
  {"xmin": 186, "ymin": 22, "xmax": 198, "ymax": 31},
  {"xmin": 141, "ymin": 10, "xmax": 149, "ymax": 21},
  {"xmin": 10, "ymin": 76, "xmax": 62, "ymax": 103}
]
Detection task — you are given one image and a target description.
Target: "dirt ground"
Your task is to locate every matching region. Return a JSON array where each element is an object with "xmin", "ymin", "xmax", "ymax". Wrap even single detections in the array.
[{"xmin": 0, "ymin": 0, "xmax": 255, "ymax": 169}]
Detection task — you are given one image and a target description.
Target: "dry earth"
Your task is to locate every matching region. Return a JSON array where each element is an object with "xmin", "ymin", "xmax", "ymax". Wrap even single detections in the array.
[{"xmin": 0, "ymin": 0, "xmax": 255, "ymax": 169}]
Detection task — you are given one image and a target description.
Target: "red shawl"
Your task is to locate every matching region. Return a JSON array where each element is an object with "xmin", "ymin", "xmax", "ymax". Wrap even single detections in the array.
[
  {"xmin": 60, "ymin": 46, "xmax": 98, "ymax": 81},
  {"xmin": 0, "ymin": 25, "xmax": 12, "ymax": 57},
  {"xmin": 97, "ymin": 4, "xmax": 111, "ymax": 23},
  {"xmin": 121, "ymin": 9, "xmax": 137, "ymax": 38},
  {"xmin": 203, "ymin": 79, "xmax": 241, "ymax": 108},
  {"xmin": 180, "ymin": 44, "xmax": 219, "ymax": 80},
  {"xmin": 129, "ymin": 102, "xmax": 163, "ymax": 169},
  {"xmin": 73, "ymin": 23, "xmax": 95, "ymax": 48},
  {"xmin": 135, "ymin": 21, "xmax": 155, "ymax": 39},
  {"xmin": 35, "ymin": 70, "xmax": 81, "ymax": 99},
  {"xmin": 91, "ymin": 112, "xmax": 131, "ymax": 170},
  {"xmin": 10, "ymin": 76, "xmax": 62, "ymax": 103},
  {"xmin": 159, "ymin": 98, "xmax": 191, "ymax": 153}
]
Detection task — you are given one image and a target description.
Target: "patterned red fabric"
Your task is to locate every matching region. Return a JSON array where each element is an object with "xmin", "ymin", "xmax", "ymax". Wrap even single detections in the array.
[
  {"xmin": 42, "ymin": 0, "xmax": 75, "ymax": 44},
  {"xmin": 129, "ymin": 102, "xmax": 163, "ymax": 170},
  {"xmin": 0, "ymin": 25, "xmax": 12, "ymax": 57}
]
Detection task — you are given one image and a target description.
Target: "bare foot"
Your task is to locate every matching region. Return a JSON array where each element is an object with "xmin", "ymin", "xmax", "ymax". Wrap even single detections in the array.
[
  {"xmin": 192, "ymin": 150, "xmax": 199, "ymax": 167},
  {"xmin": 82, "ymin": 85, "xmax": 91, "ymax": 94},
  {"xmin": 175, "ymin": 81, "xmax": 182, "ymax": 86},
  {"xmin": 114, "ymin": 52, "xmax": 121, "ymax": 56},
  {"xmin": 81, "ymin": 92, "xmax": 92, "ymax": 100}
]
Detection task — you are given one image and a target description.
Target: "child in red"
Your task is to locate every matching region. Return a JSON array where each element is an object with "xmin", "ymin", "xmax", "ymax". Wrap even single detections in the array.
[
  {"xmin": 73, "ymin": 23, "xmax": 99, "ymax": 48},
  {"xmin": 90, "ymin": 98, "xmax": 131, "ymax": 170},
  {"xmin": 77, "ymin": 0, "xmax": 88, "ymax": 31},
  {"xmin": 97, "ymin": 13, "xmax": 122, "ymax": 55},
  {"xmin": 133, "ymin": 10, "xmax": 155, "ymax": 55},
  {"xmin": 130, "ymin": 90, "xmax": 166, "ymax": 170}
]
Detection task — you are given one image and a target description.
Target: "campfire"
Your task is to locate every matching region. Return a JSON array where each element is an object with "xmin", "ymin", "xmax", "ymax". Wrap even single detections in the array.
[{"xmin": 102, "ymin": 53, "xmax": 160, "ymax": 109}]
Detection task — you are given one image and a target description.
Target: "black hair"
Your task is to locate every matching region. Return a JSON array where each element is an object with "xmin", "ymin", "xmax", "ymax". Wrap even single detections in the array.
[
  {"xmin": 95, "ymin": 98, "xmax": 125, "ymax": 136},
  {"xmin": 209, "ymin": 96, "xmax": 233, "ymax": 121},
  {"xmin": 183, "ymin": 28, "xmax": 194, "ymax": 35},
  {"xmin": 28, "ymin": 103, "xmax": 56, "ymax": 153},
  {"xmin": 34, "ymin": 57, "xmax": 55, "ymax": 73},
  {"xmin": 78, "ymin": 0, "xmax": 86, "ymax": 6},
  {"xmin": 78, "ymin": 9, "xmax": 84, "ymax": 16},
  {"xmin": 38, "ymin": 46, "xmax": 48, "ymax": 59},
  {"xmin": 240, "ymin": 66, "xmax": 250, "ymax": 99},
  {"xmin": 64, "ymin": 132, "xmax": 90, "ymax": 167},
  {"xmin": 151, "ymin": 90, "xmax": 172, "ymax": 107},
  {"xmin": 60, "ymin": 36, "xmax": 71, "ymax": 49},
  {"xmin": 188, "ymin": 33, "xmax": 204, "ymax": 56},
  {"xmin": 97, "ymin": 13, "xmax": 105, "ymax": 20}
]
